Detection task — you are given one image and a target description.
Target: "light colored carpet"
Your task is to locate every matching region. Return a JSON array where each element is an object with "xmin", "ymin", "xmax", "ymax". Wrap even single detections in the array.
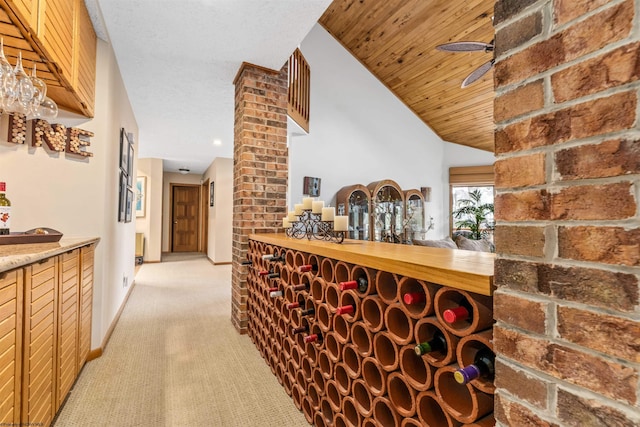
[{"xmin": 54, "ymin": 253, "xmax": 308, "ymax": 427}]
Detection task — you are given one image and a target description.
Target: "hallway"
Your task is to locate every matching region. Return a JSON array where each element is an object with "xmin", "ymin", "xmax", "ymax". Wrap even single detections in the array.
[{"xmin": 54, "ymin": 254, "xmax": 307, "ymax": 427}]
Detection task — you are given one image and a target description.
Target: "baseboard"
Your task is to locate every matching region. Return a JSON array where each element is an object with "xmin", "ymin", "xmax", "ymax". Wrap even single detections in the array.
[
  {"xmin": 208, "ymin": 257, "xmax": 232, "ymax": 266},
  {"xmin": 143, "ymin": 260, "xmax": 161, "ymax": 263},
  {"xmin": 87, "ymin": 279, "xmax": 137, "ymax": 361}
]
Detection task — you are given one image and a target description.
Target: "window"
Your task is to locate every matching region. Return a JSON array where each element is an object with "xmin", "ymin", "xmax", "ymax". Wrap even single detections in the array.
[{"xmin": 449, "ymin": 166, "xmax": 494, "ymax": 240}]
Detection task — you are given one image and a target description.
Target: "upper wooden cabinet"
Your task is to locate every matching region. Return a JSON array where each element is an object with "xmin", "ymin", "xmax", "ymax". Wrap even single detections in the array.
[{"xmin": 0, "ymin": 0, "xmax": 96, "ymax": 116}]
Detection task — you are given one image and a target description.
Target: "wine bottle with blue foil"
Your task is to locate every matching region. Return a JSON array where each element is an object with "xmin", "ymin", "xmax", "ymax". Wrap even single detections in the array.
[{"xmin": 454, "ymin": 347, "xmax": 495, "ymax": 384}]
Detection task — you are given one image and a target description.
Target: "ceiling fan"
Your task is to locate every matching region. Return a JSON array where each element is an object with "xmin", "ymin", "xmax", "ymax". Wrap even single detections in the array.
[{"xmin": 436, "ymin": 40, "xmax": 494, "ymax": 88}]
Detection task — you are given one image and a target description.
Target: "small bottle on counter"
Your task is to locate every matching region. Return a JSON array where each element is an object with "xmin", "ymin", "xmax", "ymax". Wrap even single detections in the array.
[{"xmin": 0, "ymin": 182, "xmax": 11, "ymax": 235}]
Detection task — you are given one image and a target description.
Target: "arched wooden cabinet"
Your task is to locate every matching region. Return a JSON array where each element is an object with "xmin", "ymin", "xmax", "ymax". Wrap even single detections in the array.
[
  {"xmin": 367, "ymin": 179, "xmax": 405, "ymax": 243},
  {"xmin": 404, "ymin": 189, "xmax": 426, "ymax": 242},
  {"xmin": 336, "ymin": 184, "xmax": 371, "ymax": 241}
]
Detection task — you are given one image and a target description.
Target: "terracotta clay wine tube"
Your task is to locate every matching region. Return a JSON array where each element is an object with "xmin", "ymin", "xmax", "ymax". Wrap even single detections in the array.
[
  {"xmin": 384, "ymin": 303, "xmax": 415, "ymax": 345},
  {"xmin": 334, "ymin": 261, "xmax": 352, "ymax": 285},
  {"xmin": 373, "ymin": 396, "xmax": 401, "ymax": 427},
  {"xmin": 435, "ymin": 365, "xmax": 494, "ymax": 424},
  {"xmin": 334, "ymin": 362, "xmax": 352, "ymax": 396},
  {"xmin": 311, "ymin": 276, "xmax": 327, "ymax": 304},
  {"xmin": 401, "ymin": 418, "xmax": 423, "ymax": 427},
  {"xmin": 362, "ymin": 418, "xmax": 377, "ymax": 427},
  {"xmin": 320, "ymin": 397, "xmax": 334, "ymax": 425},
  {"xmin": 456, "ymin": 329, "xmax": 495, "ymax": 394},
  {"xmin": 291, "ymin": 344, "xmax": 302, "ymax": 370},
  {"xmin": 288, "ymin": 307, "xmax": 301, "ymax": 330},
  {"xmin": 289, "ymin": 269, "xmax": 301, "ymax": 287},
  {"xmin": 291, "ymin": 383, "xmax": 303, "ymax": 411},
  {"xmin": 416, "ymin": 390, "xmax": 462, "ymax": 427},
  {"xmin": 320, "ymin": 257, "xmax": 335, "ymax": 283},
  {"xmin": 342, "ymin": 396, "xmax": 361, "ymax": 427},
  {"xmin": 387, "ymin": 371, "xmax": 418, "ymax": 418},
  {"xmin": 325, "ymin": 282, "xmax": 341, "ymax": 311},
  {"xmin": 463, "ymin": 413, "xmax": 495, "ymax": 427},
  {"xmin": 307, "ymin": 382, "xmax": 322, "ymax": 409},
  {"xmin": 361, "ymin": 295, "xmax": 388, "ymax": 333},
  {"xmin": 325, "ymin": 379, "xmax": 343, "ymax": 413},
  {"xmin": 280, "ymin": 265, "xmax": 291, "ymax": 287},
  {"xmin": 314, "ymin": 411, "xmax": 327, "ymax": 427},
  {"xmin": 434, "ymin": 287, "xmax": 493, "ymax": 337},
  {"xmin": 333, "ymin": 413, "xmax": 348, "ymax": 427},
  {"xmin": 299, "ymin": 271, "xmax": 312, "ymax": 294},
  {"xmin": 283, "ymin": 336, "xmax": 293, "ymax": 358},
  {"xmin": 284, "ymin": 285, "xmax": 296, "ymax": 305},
  {"xmin": 361, "ymin": 356, "xmax": 388, "ymax": 397},
  {"xmin": 313, "ymin": 367, "xmax": 326, "ymax": 395},
  {"xmin": 296, "ymin": 369, "xmax": 308, "ymax": 395},
  {"xmin": 337, "ymin": 290, "xmax": 361, "ymax": 322},
  {"xmin": 305, "ymin": 341, "xmax": 318, "ymax": 366},
  {"xmin": 342, "ymin": 343, "xmax": 362, "ymax": 379},
  {"xmin": 399, "ymin": 344, "xmax": 436, "ymax": 392},
  {"xmin": 373, "ymin": 331, "xmax": 400, "ymax": 372},
  {"xmin": 301, "ymin": 253, "xmax": 322, "ymax": 276},
  {"xmin": 283, "ymin": 372, "xmax": 293, "ymax": 397},
  {"xmin": 301, "ymin": 355, "xmax": 314, "ymax": 382},
  {"xmin": 398, "ymin": 277, "xmax": 438, "ymax": 319},
  {"xmin": 350, "ymin": 321, "xmax": 374, "ymax": 357},
  {"xmin": 414, "ymin": 316, "xmax": 459, "ymax": 367},
  {"xmin": 333, "ymin": 311, "xmax": 351, "ymax": 344},
  {"xmin": 352, "ymin": 378, "xmax": 373, "ymax": 418},
  {"xmin": 318, "ymin": 349, "xmax": 334, "ymax": 380},
  {"xmin": 347, "ymin": 264, "xmax": 377, "ymax": 296},
  {"xmin": 302, "ymin": 396, "xmax": 315, "ymax": 425},
  {"xmin": 325, "ymin": 331, "xmax": 343, "ymax": 363},
  {"xmin": 293, "ymin": 251, "xmax": 308, "ymax": 269},
  {"xmin": 316, "ymin": 302, "xmax": 333, "ymax": 333},
  {"xmin": 285, "ymin": 249, "xmax": 295, "ymax": 268},
  {"xmin": 376, "ymin": 270, "xmax": 400, "ymax": 305},
  {"xmin": 274, "ymin": 361, "xmax": 284, "ymax": 385},
  {"xmin": 294, "ymin": 328, "xmax": 306, "ymax": 349},
  {"xmin": 287, "ymin": 358, "xmax": 297, "ymax": 380}
]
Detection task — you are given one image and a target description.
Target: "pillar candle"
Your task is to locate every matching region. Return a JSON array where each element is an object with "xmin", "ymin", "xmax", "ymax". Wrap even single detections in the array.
[
  {"xmin": 302, "ymin": 197, "xmax": 313, "ymax": 210},
  {"xmin": 294, "ymin": 204, "xmax": 303, "ymax": 215},
  {"xmin": 282, "ymin": 218, "xmax": 291, "ymax": 228},
  {"xmin": 334, "ymin": 216, "xmax": 349, "ymax": 231},
  {"xmin": 288, "ymin": 211, "xmax": 297, "ymax": 221},
  {"xmin": 321, "ymin": 207, "xmax": 335, "ymax": 222},
  {"xmin": 312, "ymin": 200, "xmax": 324, "ymax": 214}
]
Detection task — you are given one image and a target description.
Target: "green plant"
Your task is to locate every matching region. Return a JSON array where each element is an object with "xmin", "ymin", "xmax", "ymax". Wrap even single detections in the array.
[{"xmin": 452, "ymin": 189, "xmax": 494, "ymax": 240}]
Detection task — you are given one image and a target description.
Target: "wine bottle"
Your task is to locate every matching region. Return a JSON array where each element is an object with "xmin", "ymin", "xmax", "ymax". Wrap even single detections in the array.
[
  {"xmin": 403, "ymin": 292, "xmax": 425, "ymax": 305},
  {"xmin": 292, "ymin": 283, "xmax": 309, "ymax": 292},
  {"xmin": 414, "ymin": 330, "xmax": 447, "ymax": 356},
  {"xmin": 339, "ymin": 275, "xmax": 368, "ymax": 293},
  {"xmin": 299, "ymin": 263, "xmax": 318, "ymax": 273},
  {"xmin": 443, "ymin": 299, "xmax": 474, "ymax": 323},
  {"xmin": 301, "ymin": 307, "xmax": 315, "ymax": 316},
  {"xmin": 335, "ymin": 305, "xmax": 354, "ymax": 316},
  {"xmin": 263, "ymin": 251, "xmax": 284, "ymax": 262},
  {"xmin": 269, "ymin": 289, "xmax": 283, "ymax": 298},
  {"xmin": 286, "ymin": 302, "xmax": 300, "ymax": 310},
  {"xmin": 292, "ymin": 325, "xmax": 309, "ymax": 335},
  {"xmin": 0, "ymin": 182, "xmax": 10, "ymax": 235},
  {"xmin": 454, "ymin": 348, "xmax": 495, "ymax": 384},
  {"xmin": 240, "ymin": 259, "xmax": 252, "ymax": 266},
  {"xmin": 267, "ymin": 272, "xmax": 279, "ymax": 279},
  {"xmin": 258, "ymin": 270, "xmax": 270, "ymax": 276},
  {"xmin": 304, "ymin": 332, "xmax": 323, "ymax": 344}
]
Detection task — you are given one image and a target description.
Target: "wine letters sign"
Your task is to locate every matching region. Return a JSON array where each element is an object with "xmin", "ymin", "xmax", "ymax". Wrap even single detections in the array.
[{"xmin": 6, "ymin": 113, "xmax": 94, "ymax": 158}]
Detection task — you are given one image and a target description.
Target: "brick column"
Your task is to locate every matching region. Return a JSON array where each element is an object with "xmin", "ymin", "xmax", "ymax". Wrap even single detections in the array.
[
  {"xmin": 231, "ymin": 63, "xmax": 288, "ymax": 333},
  {"xmin": 493, "ymin": 0, "xmax": 639, "ymax": 425}
]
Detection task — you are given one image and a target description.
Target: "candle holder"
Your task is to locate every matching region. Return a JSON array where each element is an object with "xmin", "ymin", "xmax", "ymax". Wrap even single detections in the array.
[{"xmin": 285, "ymin": 209, "xmax": 345, "ymax": 243}]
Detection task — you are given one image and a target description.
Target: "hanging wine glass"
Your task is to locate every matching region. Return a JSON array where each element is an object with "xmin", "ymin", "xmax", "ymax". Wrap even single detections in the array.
[
  {"xmin": 38, "ymin": 96, "xmax": 58, "ymax": 120},
  {"xmin": 0, "ymin": 38, "xmax": 15, "ymax": 111},
  {"xmin": 28, "ymin": 63, "xmax": 46, "ymax": 117},
  {"xmin": 12, "ymin": 52, "xmax": 35, "ymax": 115}
]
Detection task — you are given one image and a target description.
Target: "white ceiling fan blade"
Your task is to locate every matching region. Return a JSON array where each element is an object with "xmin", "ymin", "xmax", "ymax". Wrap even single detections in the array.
[
  {"xmin": 461, "ymin": 60, "xmax": 494, "ymax": 88},
  {"xmin": 436, "ymin": 41, "xmax": 493, "ymax": 52}
]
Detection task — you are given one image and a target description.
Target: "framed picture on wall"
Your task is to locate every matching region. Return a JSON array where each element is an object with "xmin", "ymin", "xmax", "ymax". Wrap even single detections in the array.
[
  {"xmin": 127, "ymin": 138, "xmax": 134, "ymax": 187},
  {"xmin": 125, "ymin": 188, "xmax": 134, "ymax": 223},
  {"xmin": 118, "ymin": 170, "xmax": 127, "ymax": 222},
  {"xmin": 303, "ymin": 176, "xmax": 321, "ymax": 197},
  {"xmin": 119, "ymin": 128, "xmax": 128, "ymax": 174},
  {"xmin": 136, "ymin": 176, "xmax": 146, "ymax": 217},
  {"xmin": 210, "ymin": 181, "xmax": 215, "ymax": 207}
]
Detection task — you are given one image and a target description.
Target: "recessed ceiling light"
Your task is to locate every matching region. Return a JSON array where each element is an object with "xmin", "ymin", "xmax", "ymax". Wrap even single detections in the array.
[{"xmin": 213, "ymin": 139, "xmax": 222, "ymax": 146}]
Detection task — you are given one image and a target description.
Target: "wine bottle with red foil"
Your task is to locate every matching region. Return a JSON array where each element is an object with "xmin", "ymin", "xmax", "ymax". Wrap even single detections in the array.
[
  {"xmin": 403, "ymin": 291, "xmax": 426, "ymax": 305},
  {"xmin": 335, "ymin": 305, "xmax": 354, "ymax": 316},
  {"xmin": 299, "ymin": 263, "xmax": 318, "ymax": 273},
  {"xmin": 304, "ymin": 332, "xmax": 323, "ymax": 344},
  {"xmin": 292, "ymin": 282, "xmax": 310, "ymax": 292},
  {"xmin": 0, "ymin": 182, "xmax": 11, "ymax": 235},
  {"xmin": 259, "ymin": 269, "xmax": 279, "ymax": 279},
  {"xmin": 340, "ymin": 275, "xmax": 369, "ymax": 293},
  {"xmin": 455, "ymin": 347, "xmax": 495, "ymax": 384},
  {"xmin": 414, "ymin": 330, "xmax": 447, "ymax": 356},
  {"xmin": 443, "ymin": 298, "xmax": 474, "ymax": 323}
]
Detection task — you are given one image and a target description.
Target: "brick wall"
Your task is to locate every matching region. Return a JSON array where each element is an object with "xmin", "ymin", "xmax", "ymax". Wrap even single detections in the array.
[
  {"xmin": 493, "ymin": 0, "xmax": 640, "ymax": 425},
  {"xmin": 231, "ymin": 63, "xmax": 288, "ymax": 333}
]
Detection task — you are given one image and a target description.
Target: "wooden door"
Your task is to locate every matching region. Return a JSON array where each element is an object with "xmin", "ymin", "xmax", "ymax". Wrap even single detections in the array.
[
  {"xmin": 172, "ymin": 185, "xmax": 199, "ymax": 252},
  {"xmin": 0, "ymin": 268, "xmax": 23, "ymax": 425},
  {"xmin": 77, "ymin": 244, "xmax": 94, "ymax": 370},
  {"xmin": 57, "ymin": 249, "xmax": 79, "ymax": 409}
]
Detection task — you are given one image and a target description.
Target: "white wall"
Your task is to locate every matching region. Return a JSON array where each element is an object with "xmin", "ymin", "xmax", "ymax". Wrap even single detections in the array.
[
  {"xmin": 161, "ymin": 172, "xmax": 204, "ymax": 253},
  {"xmin": 203, "ymin": 157, "xmax": 233, "ymax": 263},
  {"xmin": 290, "ymin": 25, "xmax": 495, "ymax": 239},
  {"xmin": 0, "ymin": 39, "xmax": 138, "ymax": 349},
  {"xmin": 136, "ymin": 158, "xmax": 163, "ymax": 262}
]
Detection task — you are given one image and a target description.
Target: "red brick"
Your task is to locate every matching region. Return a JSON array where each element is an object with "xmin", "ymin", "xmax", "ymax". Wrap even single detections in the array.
[
  {"xmin": 494, "ymin": 290, "xmax": 547, "ymax": 334},
  {"xmin": 557, "ymin": 306, "xmax": 640, "ymax": 362},
  {"xmin": 554, "ymin": 0, "xmax": 611, "ymax": 25},
  {"xmin": 496, "ymin": 110, "xmax": 571, "ymax": 153},
  {"xmin": 555, "ymin": 139, "xmax": 640, "ymax": 180},
  {"xmin": 494, "ymin": 225, "xmax": 546, "ymax": 257},
  {"xmin": 558, "ymin": 226, "xmax": 640, "ymax": 266},
  {"xmin": 495, "ymin": 11, "xmax": 543, "ymax": 57},
  {"xmin": 552, "ymin": 42, "xmax": 640, "ymax": 103},
  {"xmin": 495, "ymin": 79, "xmax": 544, "ymax": 122},
  {"xmin": 495, "ymin": 361, "xmax": 550, "ymax": 408},
  {"xmin": 495, "ymin": 153, "xmax": 546, "ymax": 189},
  {"xmin": 551, "ymin": 182, "xmax": 636, "ymax": 220},
  {"xmin": 495, "ymin": 34, "xmax": 565, "ymax": 87},
  {"xmin": 495, "ymin": 394, "xmax": 559, "ymax": 427},
  {"xmin": 495, "ymin": 326, "xmax": 638, "ymax": 404},
  {"xmin": 495, "ymin": 189, "xmax": 550, "ymax": 221},
  {"xmin": 557, "ymin": 388, "xmax": 639, "ymax": 427},
  {"xmin": 494, "ymin": 258, "xmax": 540, "ymax": 293}
]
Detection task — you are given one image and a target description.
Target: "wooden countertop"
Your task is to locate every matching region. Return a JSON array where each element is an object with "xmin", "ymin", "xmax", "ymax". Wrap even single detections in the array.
[
  {"xmin": 250, "ymin": 233, "xmax": 494, "ymax": 296},
  {"xmin": 0, "ymin": 237, "xmax": 100, "ymax": 272}
]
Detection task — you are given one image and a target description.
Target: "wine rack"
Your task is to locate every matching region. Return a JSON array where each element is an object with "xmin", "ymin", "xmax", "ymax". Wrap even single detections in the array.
[{"xmin": 245, "ymin": 238, "xmax": 495, "ymax": 426}]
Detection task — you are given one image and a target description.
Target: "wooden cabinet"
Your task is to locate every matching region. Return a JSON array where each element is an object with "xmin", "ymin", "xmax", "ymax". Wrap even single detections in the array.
[
  {"xmin": 72, "ymin": 0, "xmax": 96, "ymax": 114},
  {"xmin": 404, "ymin": 189, "xmax": 426, "ymax": 242},
  {"xmin": 0, "ymin": 268, "xmax": 23, "ymax": 425},
  {"xmin": 336, "ymin": 184, "xmax": 371, "ymax": 241},
  {"xmin": 78, "ymin": 244, "xmax": 93, "ymax": 369},
  {"xmin": 37, "ymin": 0, "xmax": 74, "ymax": 84},
  {"xmin": 7, "ymin": 0, "xmax": 37, "ymax": 28},
  {"xmin": 56, "ymin": 249, "xmax": 78, "ymax": 409},
  {"xmin": 22, "ymin": 256, "xmax": 58, "ymax": 427},
  {"xmin": 368, "ymin": 179, "xmax": 405, "ymax": 243}
]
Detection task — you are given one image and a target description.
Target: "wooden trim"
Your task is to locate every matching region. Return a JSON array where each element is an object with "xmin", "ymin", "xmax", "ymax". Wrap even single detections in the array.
[
  {"xmin": 206, "ymin": 257, "xmax": 232, "ymax": 266},
  {"xmin": 86, "ymin": 348, "xmax": 102, "ymax": 361},
  {"xmin": 449, "ymin": 165, "xmax": 494, "ymax": 185},
  {"xmin": 201, "ymin": 179, "xmax": 209, "ymax": 254},
  {"xmin": 233, "ymin": 61, "xmax": 280, "ymax": 86}
]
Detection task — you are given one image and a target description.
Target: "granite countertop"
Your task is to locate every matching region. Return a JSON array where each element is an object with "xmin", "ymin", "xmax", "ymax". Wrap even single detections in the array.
[{"xmin": 0, "ymin": 237, "xmax": 100, "ymax": 272}]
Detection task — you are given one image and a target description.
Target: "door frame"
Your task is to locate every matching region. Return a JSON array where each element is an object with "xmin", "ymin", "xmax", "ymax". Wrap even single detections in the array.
[
  {"xmin": 201, "ymin": 179, "xmax": 209, "ymax": 254},
  {"xmin": 169, "ymin": 183, "xmax": 202, "ymax": 253}
]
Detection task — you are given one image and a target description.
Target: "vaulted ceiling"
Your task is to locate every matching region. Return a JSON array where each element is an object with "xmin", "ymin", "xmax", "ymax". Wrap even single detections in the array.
[{"xmin": 319, "ymin": 0, "xmax": 495, "ymax": 152}]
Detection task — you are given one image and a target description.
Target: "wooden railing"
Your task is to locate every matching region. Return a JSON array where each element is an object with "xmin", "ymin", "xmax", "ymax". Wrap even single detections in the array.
[{"xmin": 287, "ymin": 48, "xmax": 310, "ymax": 133}]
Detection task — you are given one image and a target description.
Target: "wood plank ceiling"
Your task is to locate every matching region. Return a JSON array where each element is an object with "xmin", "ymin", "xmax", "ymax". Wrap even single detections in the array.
[{"xmin": 319, "ymin": 0, "xmax": 495, "ymax": 152}]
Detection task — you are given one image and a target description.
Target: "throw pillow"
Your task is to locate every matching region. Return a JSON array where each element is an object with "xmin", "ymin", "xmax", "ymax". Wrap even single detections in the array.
[
  {"xmin": 454, "ymin": 235, "xmax": 494, "ymax": 252},
  {"xmin": 412, "ymin": 237, "xmax": 457, "ymax": 249}
]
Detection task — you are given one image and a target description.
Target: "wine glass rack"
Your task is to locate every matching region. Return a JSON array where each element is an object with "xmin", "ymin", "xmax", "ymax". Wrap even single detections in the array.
[{"xmin": 244, "ymin": 238, "xmax": 495, "ymax": 426}]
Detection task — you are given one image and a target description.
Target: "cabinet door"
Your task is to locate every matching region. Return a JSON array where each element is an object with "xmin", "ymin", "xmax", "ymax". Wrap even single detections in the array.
[
  {"xmin": 73, "ymin": 0, "xmax": 95, "ymax": 116},
  {"xmin": 78, "ymin": 244, "xmax": 94, "ymax": 369},
  {"xmin": 22, "ymin": 257, "xmax": 57, "ymax": 427},
  {"xmin": 56, "ymin": 249, "xmax": 78, "ymax": 410},
  {"xmin": 37, "ymin": 0, "xmax": 74, "ymax": 85},
  {"xmin": 0, "ymin": 268, "xmax": 23, "ymax": 425},
  {"xmin": 4, "ymin": 0, "xmax": 39, "ymax": 30}
]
